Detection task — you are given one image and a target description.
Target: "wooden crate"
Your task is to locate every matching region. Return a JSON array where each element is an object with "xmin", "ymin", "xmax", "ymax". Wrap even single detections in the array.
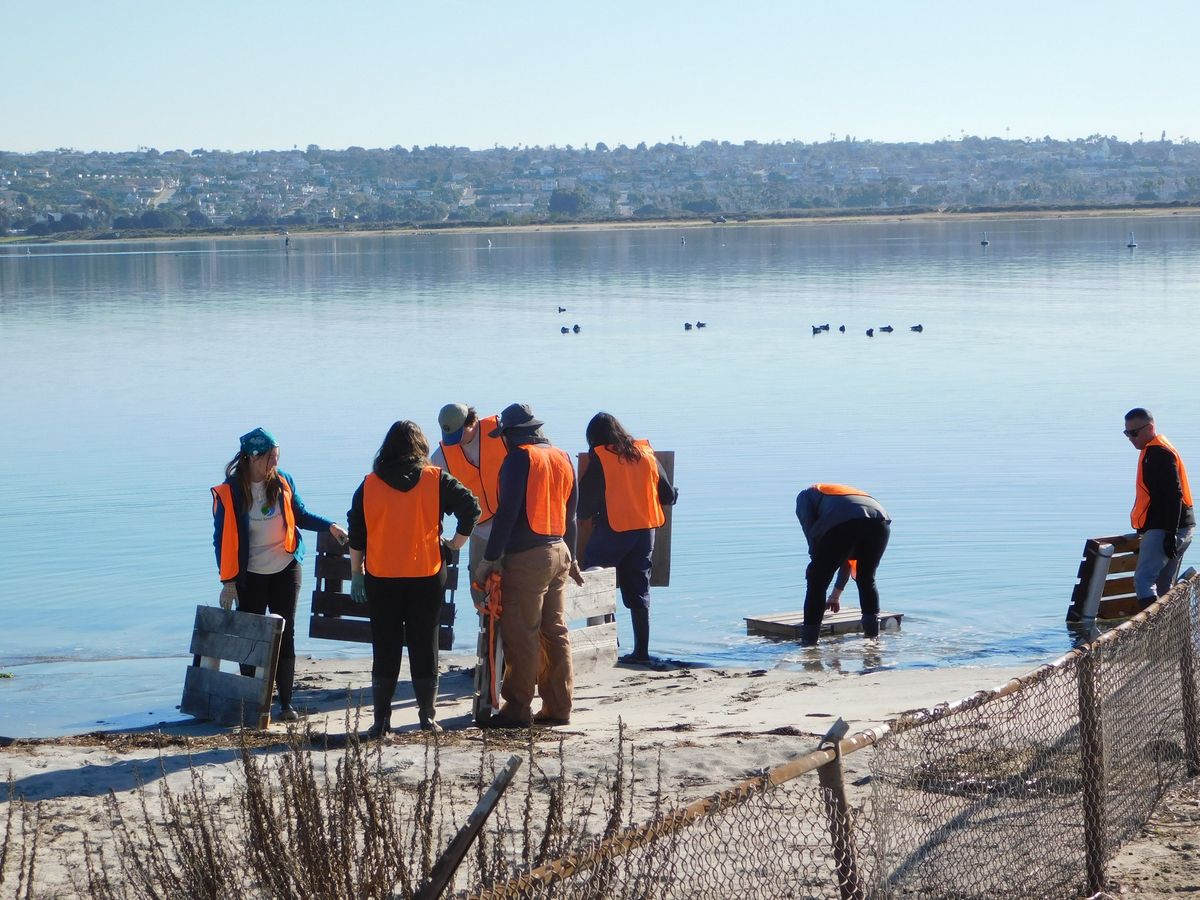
[
  {"xmin": 576, "ymin": 449, "xmax": 674, "ymax": 587},
  {"xmin": 308, "ymin": 531, "xmax": 458, "ymax": 649},
  {"xmin": 180, "ymin": 606, "xmax": 283, "ymax": 729},
  {"xmin": 745, "ymin": 608, "xmax": 903, "ymax": 640},
  {"xmin": 1065, "ymin": 533, "xmax": 1142, "ymax": 622}
]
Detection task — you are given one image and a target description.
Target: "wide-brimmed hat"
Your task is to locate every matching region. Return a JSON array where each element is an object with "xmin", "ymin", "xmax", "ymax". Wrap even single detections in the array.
[
  {"xmin": 489, "ymin": 403, "xmax": 544, "ymax": 437},
  {"xmin": 239, "ymin": 427, "xmax": 278, "ymax": 457},
  {"xmin": 438, "ymin": 403, "xmax": 470, "ymax": 445}
]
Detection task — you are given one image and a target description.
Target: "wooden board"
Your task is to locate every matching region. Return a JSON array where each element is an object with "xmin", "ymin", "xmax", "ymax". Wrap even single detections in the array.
[
  {"xmin": 180, "ymin": 607, "xmax": 282, "ymax": 729},
  {"xmin": 745, "ymin": 608, "xmax": 904, "ymax": 639},
  {"xmin": 576, "ymin": 449, "xmax": 674, "ymax": 587}
]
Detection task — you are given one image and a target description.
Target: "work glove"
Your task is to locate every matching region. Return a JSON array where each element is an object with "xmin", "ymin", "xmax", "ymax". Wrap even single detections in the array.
[
  {"xmin": 1164, "ymin": 531, "xmax": 1179, "ymax": 560},
  {"xmin": 474, "ymin": 558, "xmax": 500, "ymax": 589},
  {"xmin": 351, "ymin": 571, "xmax": 367, "ymax": 604},
  {"xmin": 568, "ymin": 558, "xmax": 585, "ymax": 587},
  {"xmin": 219, "ymin": 582, "xmax": 238, "ymax": 611}
]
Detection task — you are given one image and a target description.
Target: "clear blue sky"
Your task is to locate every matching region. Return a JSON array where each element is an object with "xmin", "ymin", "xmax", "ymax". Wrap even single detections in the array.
[{"xmin": 5, "ymin": 0, "xmax": 1196, "ymax": 153}]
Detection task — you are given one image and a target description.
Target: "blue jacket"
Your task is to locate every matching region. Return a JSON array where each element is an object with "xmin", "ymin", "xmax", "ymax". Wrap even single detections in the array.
[{"xmin": 212, "ymin": 469, "xmax": 333, "ymax": 581}]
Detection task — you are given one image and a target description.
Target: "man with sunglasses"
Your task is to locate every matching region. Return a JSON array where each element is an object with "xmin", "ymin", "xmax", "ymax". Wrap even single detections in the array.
[{"xmin": 1124, "ymin": 407, "xmax": 1194, "ymax": 610}]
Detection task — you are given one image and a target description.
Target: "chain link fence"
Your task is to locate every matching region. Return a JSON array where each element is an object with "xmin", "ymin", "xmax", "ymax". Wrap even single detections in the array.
[{"xmin": 462, "ymin": 574, "xmax": 1200, "ymax": 899}]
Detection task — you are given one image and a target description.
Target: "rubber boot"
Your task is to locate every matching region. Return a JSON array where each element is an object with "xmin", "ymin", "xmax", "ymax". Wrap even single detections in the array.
[
  {"xmin": 624, "ymin": 607, "xmax": 652, "ymax": 662},
  {"xmin": 367, "ymin": 677, "xmax": 395, "ymax": 739},
  {"xmin": 1137, "ymin": 595, "xmax": 1157, "ymax": 612},
  {"xmin": 861, "ymin": 615, "xmax": 880, "ymax": 639},
  {"xmin": 800, "ymin": 623, "xmax": 820, "ymax": 647},
  {"xmin": 275, "ymin": 657, "xmax": 300, "ymax": 721},
  {"xmin": 413, "ymin": 676, "xmax": 442, "ymax": 732}
]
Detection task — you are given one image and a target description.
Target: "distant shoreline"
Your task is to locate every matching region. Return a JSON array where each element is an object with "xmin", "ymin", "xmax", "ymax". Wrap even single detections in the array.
[{"xmin": 5, "ymin": 204, "xmax": 1200, "ymax": 247}]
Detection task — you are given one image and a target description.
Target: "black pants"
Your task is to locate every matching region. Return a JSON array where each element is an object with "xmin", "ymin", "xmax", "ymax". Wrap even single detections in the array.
[
  {"xmin": 804, "ymin": 519, "xmax": 890, "ymax": 631},
  {"xmin": 366, "ymin": 573, "xmax": 442, "ymax": 683},
  {"xmin": 238, "ymin": 559, "xmax": 301, "ymax": 661}
]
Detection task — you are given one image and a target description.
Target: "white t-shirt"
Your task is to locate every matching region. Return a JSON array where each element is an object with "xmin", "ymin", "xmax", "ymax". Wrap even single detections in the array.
[
  {"xmin": 432, "ymin": 440, "xmax": 492, "ymax": 543},
  {"xmin": 247, "ymin": 481, "xmax": 295, "ymax": 574}
]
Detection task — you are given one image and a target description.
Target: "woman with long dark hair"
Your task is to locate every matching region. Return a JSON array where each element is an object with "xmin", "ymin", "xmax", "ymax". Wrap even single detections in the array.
[
  {"xmin": 211, "ymin": 427, "xmax": 347, "ymax": 721},
  {"xmin": 578, "ymin": 412, "xmax": 678, "ymax": 663},
  {"xmin": 347, "ymin": 421, "xmax": 479, "ymax": 737}
]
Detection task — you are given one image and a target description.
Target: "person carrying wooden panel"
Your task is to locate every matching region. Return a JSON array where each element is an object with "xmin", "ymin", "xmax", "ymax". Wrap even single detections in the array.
[
  {"xmin": 577, "ymin": 412, "xmax": 678, "ymax": 664},
  {"xmin": 1124, "ymin": 407, "xmax": 1195, "ymax": 610},
  {"xmin": 795, "ymin": 484, "xmax": 891, "ymax": 646},
  {"xmin": 474, "ymin": 404, "xmax": 583, "ymax": 728}
]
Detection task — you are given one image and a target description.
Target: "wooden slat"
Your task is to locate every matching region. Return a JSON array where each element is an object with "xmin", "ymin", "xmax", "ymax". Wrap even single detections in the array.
[
  {"xmin": 1098, "ymin": 597, "xmax": 1141, "ymax": 619},
  {"xmin": 309, "ymin": 615, "xmax": 373, "ymax": 643},
  {"xmin": 188, "ymin": 630, "xmax": 276, "ymax": 670},
  {"xmin": 1106, "ymin": 553, "xmax": 1139, "ymax": 575},
  {"xmin": 569, "ymin": 621, "xmax": 618, "ymax": 675},
  {"xmin": 1103, "ymin": 575, "xmax": 1136, "ymax": 598},
  {"xmin": 316, "ymin": 530, "xmax": 348, "ymax": 554},
  {"xmin": 576, "ymin": 449, "xmax": 675, "ymax": 589},
  {"xmin": 315, "ymin": 553, "xmax": 352, "ymax": 582},
  {"xmin": 564, "ymin": 568, "xmax": 618, "ymax": 621},
  {"xmin": 311, "ymin": 590, "xmax": 363, "ymax": 617},
  {"xmin": 181, "ymin": 667, "xmax": 271, "ymax": 728},
  {"xmin": 1092, "ymin": 533, "xmax": 1141, "ymax": 554},
  {"xmin": 193, "ymin": 606, "xmax": 283, "ymax": 644}
]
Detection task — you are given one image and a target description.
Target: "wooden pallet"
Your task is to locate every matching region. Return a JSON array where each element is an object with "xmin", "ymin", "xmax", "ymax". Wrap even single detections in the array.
[
  {"xmin": 308, "ymin": 531, "xmax": 458, "ymax": 649},
  {"xmin": 180, "ymin": 606, "xmax": 283, "ymax": 729},
  {"xmin": 745, "ymin": 607, "xmax": 903, "ymax": 640},
  {"xmin": 1065, "ymin": 533, "xmax": 1141, "ymax": 622}
]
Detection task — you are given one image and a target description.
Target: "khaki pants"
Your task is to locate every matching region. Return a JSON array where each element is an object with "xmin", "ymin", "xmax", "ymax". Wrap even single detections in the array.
[{"xmin": 498, "ymin": 542, "xmax": 573, "ymax": 721}]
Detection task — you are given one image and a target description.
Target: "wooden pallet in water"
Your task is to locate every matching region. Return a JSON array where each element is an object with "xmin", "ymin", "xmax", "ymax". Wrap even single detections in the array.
[{"xmin": 745, "ymin": 607, "xmax": 903, "ymax": 640}]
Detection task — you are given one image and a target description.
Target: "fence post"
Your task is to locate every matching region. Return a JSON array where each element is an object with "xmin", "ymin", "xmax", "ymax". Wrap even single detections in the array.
[
  {"xmin": 1077, "ymin": 650, "xmax": 1107, "ymax": 895},
  {"xmin": 816, "ymin": 718, "xmax": 864, "ymax": 900},
  {"xmin": 1181, "ymin": 622, "xmax": 1200, "ymax": 777}
]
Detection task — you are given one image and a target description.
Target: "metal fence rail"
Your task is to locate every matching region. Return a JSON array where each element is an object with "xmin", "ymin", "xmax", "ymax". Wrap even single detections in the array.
[{"xmin": 461, "ymin": 574, "xmax": 1200, "ymax": 900}]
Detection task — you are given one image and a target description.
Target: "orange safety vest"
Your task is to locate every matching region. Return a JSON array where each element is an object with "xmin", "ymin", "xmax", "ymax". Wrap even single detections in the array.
[
  {"xmin": 524, "ymin": 444, "xmax": 575, "ymax": 537},
  {"xmin": 211, "ymin": 477, "xmax": 298, "ymax": 582},
  {"xmin": 814, "ymin": 483, "xmax": 870, "ymax": 497},
  {"xmin": 440, "ymin": 415, "xmax": 507, "ymax": 525},
  {"xmin": 363, "ymin": 467, "xmax": 443, "ymax": 578},
  {"xmin": 1131, "ymin": 435, "xmax": 1194, "ymax": 530},
  {"xmin": 595, "ymin": 440, "xmax": 666, "ymax": 532}
]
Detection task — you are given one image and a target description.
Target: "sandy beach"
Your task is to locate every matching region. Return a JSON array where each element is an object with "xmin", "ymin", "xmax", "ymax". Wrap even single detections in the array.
[{"xmin": 3, "ymin": 651, "xmax": 1196, "ymax": 896}]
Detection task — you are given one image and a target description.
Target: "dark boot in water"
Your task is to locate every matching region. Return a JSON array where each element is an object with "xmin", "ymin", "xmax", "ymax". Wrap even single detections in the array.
[
  {"xmin": 367, "ymin": 677, "xmax": 396, "ymax": 739},
  {"xmin": 861, "ymin": 615, "xmax": 880, "ymax": 639},
  {"xmin": 629, "ymin": 606, "xmax": 651, "ymax": 660},
  {"xmin": 413, "ymin": 676, "xmax": 442, "ymax": 732},
  {"xmin": 275, "ymin": 657, "xmax": 300, "ymax": 722}
]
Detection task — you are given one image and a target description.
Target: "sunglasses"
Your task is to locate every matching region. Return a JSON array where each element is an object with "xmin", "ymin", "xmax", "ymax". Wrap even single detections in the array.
[{"xmin": 1123, "ymin": 423, "xmax": 1150, "ymax": 438}]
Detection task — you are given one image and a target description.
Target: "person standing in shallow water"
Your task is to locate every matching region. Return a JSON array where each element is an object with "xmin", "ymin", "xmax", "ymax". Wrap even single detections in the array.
[
  {"xmin": 1124, "ymin": 407, "xmax": 1195, "ymax": 610},
  {"xmin": 211, "ymin": 427, "xmax": 348, "ymax": 722},
  {"xmin": 795, "ymin": 484, "xmax": 890, "ymax": 646},
  {"xmin": 577, "ymin": 412, "xmax": 678, "ymax": 663},
  {"xmin": 347, "ymin": 421, "xmax": 479, "ymax": 737}
]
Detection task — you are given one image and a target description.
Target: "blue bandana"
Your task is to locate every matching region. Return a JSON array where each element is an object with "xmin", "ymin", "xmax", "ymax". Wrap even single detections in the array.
[{"xmin": 239, "ymin": 427, "xmax": 278, "ymax": 457}]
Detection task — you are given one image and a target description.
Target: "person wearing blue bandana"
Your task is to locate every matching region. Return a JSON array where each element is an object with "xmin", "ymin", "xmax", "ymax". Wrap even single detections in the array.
[{"xmin": 211, "ymin": 427, "xmax": 348, "ymax": 721}]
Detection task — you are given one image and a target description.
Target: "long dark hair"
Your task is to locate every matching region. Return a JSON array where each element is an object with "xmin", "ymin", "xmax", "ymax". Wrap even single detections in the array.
[
  {"xmin": 586, "ymin": 412, "xmax": 640, "ymax": 463},
  {"xmin": 374, "ymin": 420, "xmax": 430, "ymax": 474},
  {"xmin": 224, "ymin": 451, "xmax": 282, "ymax": 509}
]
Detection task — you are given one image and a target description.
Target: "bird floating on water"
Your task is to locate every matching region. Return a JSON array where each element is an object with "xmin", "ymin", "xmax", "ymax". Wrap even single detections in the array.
[
  {"xmin": 684, "ymin": 322, "xmax": 693, "ymax": 331},
  {"xmin": 812, "ymin": 325, "xmax": 822, "ymax": 335},
  {"xmin": 695, "ymin": 321, "xmax": 706, "ymax": 328},
  {"xmin": 866, "ymin": 328, "xmax": 874, "ymax": 337},
  {"xmin": 560, "ymin": 326, "xmax": 570, "ymax": 334},
  {"xmin": 557, "ymin": 306, "xmax": 566, "ymax": 313},
  {"xmin": 572, "ymin": 324, "xmax": 581, "ymax": 333},
  {"xmin": 880, "ymin": 325, "xmax": 894, "ymax": 333},
  {"xmin": 910, "ymin": 324, "xmax": 924, "ymax": 332},
  {"xmin": 838, "ymin": 325, "xmax": 846, "ymax": 333}
]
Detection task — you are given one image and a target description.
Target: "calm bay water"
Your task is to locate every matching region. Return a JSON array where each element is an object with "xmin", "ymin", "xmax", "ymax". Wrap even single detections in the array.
[{"xmin": 3, "ymin": 214, "xmax": 1199, "ymax": 737}]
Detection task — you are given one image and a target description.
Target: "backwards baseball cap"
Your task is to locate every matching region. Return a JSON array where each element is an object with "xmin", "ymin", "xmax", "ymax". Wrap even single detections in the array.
[
  {"xmin": 239, "ymin": 427, "xmax": 278, "ymax": 457},
  {"xmin": 438, "ymin": 403, "xmax": 470, "ymax": 445},
  {"xmin": 489, "ymin": 402, "xmax": 545, "ymax": 437}
]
